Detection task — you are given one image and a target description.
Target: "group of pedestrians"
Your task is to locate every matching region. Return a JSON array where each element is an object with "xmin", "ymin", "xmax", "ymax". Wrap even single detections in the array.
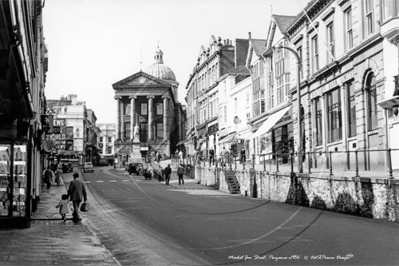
[{"xmin": 163, "ymin": 164, "xmax": 185, "ymax": 185}]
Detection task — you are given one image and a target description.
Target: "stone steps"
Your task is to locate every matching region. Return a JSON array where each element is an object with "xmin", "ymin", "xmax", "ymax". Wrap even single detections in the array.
[{"xmin": 225, "ymin": 174, "xmax": 240, "ymax": 194}]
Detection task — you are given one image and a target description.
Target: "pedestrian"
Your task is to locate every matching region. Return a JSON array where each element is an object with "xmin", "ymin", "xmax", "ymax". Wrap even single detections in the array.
[
  {"xmin": 68, "ymin": 172, "xmax": 87, "ymax": 222},
  {"xmin": 55, "ymin": 194, "xmax": 69, "ymax": 222},
  {"xmin": 179, "ymin": 150, "xmax": 183, "ymax": 164},
  {"xmin": 220, "ymin": 147, "xmax": 226, "ymax": 167},
  {"xmin": 54, "ymin": 169, "xmax": 62, "ymax": 185},
  {"xmin": 240, "ymin": 147, "xmax": 246, "ymax": 164},
  {"xmin": 42, "ymin": 166, "xmax": 54, "ymax": 189},
  {"xmin": 177, "ymin": 164, "xmax": 185, "ymax": 185},
  {"xmin": 209, "ymin": 148, "xmax": 215, "ymax": 166},
  {"xmin": 158, "ymin": 166, "xmax": 165, "ymax": 182},
  {"xmin": 164, "ymin": 164, "xmax": 172, "ymax": 185}
]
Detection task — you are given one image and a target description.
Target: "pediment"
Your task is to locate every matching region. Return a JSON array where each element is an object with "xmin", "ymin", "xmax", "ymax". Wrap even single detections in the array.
[{"xmin": 112, "ymin": 71, "xmax": 170, "ymax": 89}]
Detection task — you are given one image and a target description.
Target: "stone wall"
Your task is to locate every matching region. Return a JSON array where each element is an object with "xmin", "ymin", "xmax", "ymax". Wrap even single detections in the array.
[{"xmin": 194, "ymin": 166, "xmax": 399, "ymax": 222}]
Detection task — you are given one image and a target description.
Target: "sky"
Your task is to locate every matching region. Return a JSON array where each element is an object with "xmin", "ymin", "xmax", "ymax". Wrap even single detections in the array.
[{"xmin": 43, "ymin": 0, "xmax": 310, "ymax": 124}]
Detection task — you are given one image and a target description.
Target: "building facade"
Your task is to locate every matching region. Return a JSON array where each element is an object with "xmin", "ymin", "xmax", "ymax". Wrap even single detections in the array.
[
  {"xmin": 379, "ymin": 0, "xmax": 399, "ymax": 169},
  {"xmin": 97, "ymin": 123, "xmax": 116, "ymax": 166},
  {"xmin": 0, "ymin": 0, "xmax": 48, "ymax": 228},
  {"xmin": 286, "ymin": 0, "xmax": 389, "ymax": 171},
  {"xmin": 47, "ymin": 95, "xmax": 96, "ymax": 167},
  {"xmin": 112, "ymin": 48, "xmax": 186, "ymax": 166},
  {"xmin": 185, "ymin": 36, "xmax": 249, "ymax": 159}
]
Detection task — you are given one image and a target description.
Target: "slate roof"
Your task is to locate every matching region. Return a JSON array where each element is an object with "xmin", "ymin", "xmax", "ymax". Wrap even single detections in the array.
[
  {"xmin": 251, "ymin": 39, "xmax": 267, "ymax": 57},
  {"xmin": 228, "ymin": 65, "xmax": 251, "ymax": 75},
  {"xmin": 273, "ymin": 15, "xmax": 297, "ymax": 33}
]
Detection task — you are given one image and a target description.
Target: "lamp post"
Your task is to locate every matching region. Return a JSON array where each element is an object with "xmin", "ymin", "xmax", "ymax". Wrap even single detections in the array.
[
  {"xmin": 234, "ymin": 116, "xmax": 241, "ymax": 169},
  {"xmin": 275, "ymin": 45, "xmax": 303, "ymax": 173}
]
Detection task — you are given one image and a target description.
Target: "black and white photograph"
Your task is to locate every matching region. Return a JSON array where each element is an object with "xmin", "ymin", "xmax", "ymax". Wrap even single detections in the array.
[{"xmin": 0, "ymin": 0, "xmax": 398, "ymax": 265}]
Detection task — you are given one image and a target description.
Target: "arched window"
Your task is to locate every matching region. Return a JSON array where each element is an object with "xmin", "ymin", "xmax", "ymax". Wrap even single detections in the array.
[{"xmin": 365, "ymin": 72, "xmax": 378, "ymax": 130}]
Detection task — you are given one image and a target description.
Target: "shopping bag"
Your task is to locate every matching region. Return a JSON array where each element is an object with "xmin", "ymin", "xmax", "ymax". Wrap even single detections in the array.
[{"xmin": 80, "ymin": 202, "xmax": 89, "ymax": 212}]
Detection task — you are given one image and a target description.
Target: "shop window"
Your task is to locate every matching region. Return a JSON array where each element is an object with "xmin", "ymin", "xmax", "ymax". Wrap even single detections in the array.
[
  {"xmin": 0, "ymin": 145, "xmax": 27, "ymax": 217},
  {"xmin": 327, "ymin": 88, "xmax": 342, "ymax": 142},
  {"xmin": 366, "ymin": 73, "xmax": 378, "ymax": 130},
  {"xmin": 347, "ymin": 81, "xmax": 357, "ymax": 137},
  {"xmin": 315, "ymin": 98, "xmax": 323, "ymax": 146}
]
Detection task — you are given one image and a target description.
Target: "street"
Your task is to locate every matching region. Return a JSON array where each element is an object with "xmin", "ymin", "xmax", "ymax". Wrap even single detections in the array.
[{"xmin": 79, "ymin": 166, "xmax": 399, "ymax": 266}]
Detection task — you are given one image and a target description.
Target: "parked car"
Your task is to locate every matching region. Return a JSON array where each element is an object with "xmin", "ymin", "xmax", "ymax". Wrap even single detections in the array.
[
  {"xmin": 83, "ymin": 162, "xmax": 94, "ymax": 173},
  {"xmin": 127, "ymin": 163, "xmax": 143, "ymax": 175}
]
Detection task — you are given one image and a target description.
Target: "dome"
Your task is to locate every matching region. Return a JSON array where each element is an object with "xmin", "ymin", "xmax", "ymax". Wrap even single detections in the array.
[{"xmin": 144, "ymin": 47, "xmax": 176, "ymax": 82}]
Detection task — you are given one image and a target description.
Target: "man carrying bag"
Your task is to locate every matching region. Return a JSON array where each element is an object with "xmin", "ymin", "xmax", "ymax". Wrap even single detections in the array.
[{"xmin": 68, "ymin": 172, "xmax": 87, "ymax": 222}]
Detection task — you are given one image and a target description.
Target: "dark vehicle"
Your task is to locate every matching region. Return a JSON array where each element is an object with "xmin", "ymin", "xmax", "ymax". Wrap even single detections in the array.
[
  {"xmin": 127, "ymin": 163, "xmax": 143, "ymax": 175},
  {"xmin": 142, "ymin": 168, "xmax": 152, "ymax": 180}
]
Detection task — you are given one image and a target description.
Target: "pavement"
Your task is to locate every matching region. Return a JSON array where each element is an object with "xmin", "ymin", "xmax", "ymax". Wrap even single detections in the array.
[{"xmin": 0, "ymin": 170, "xmax": 120, "ymax": 266}]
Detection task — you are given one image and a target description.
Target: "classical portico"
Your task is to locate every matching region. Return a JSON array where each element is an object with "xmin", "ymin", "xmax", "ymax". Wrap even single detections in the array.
[
  {"xmin": 112, "ymin": 47, "xmax": 186, "ymax": 164},
  {"xmin": 113, "ymin": 92, "xmax": 171, "ymax": 143}
]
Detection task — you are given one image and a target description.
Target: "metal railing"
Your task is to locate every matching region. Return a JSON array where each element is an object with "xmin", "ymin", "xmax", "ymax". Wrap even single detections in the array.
[{"xmin": 174, "ymin": 148, "xmax": 399, "ymax": 179}]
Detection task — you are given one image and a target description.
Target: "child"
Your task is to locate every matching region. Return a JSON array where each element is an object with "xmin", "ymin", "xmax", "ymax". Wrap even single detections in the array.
[{"xmin": 55, "ymin": 194, "xmax": 69, "ymax": 221}]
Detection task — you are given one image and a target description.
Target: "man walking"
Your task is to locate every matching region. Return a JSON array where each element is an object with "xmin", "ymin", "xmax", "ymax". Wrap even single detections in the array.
[
  {"xmin": 209, "ymin": 148, "xmax": 215, "ymax": 166},
  {"xmin": 164, "ymin": 164, "xmax": 172, "ymax": 185},
  {"xmin": 42, "ymin": 166, "xmax": 54, "ymax": 189},
  {"xmin": 68, "ymin": 172, "xmax": 87, "ymax": 222},
  {"xmin": 177, "ymin": 164, "xmax": 185, "ymax": 185}
]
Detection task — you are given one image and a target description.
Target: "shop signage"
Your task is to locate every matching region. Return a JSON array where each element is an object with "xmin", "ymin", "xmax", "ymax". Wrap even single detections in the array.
[
  {"xmin": 52, "ymin": 126, "xmax": 61, "ymax": 134},
  {"xmin": 41, "ymin": 115, "xmax": 53, "ymax": 132},
  {"xmin": 41, "ymin": 137, "xmax": 56, "ymax": 153},
  {"xmin": 208, "ymin": 124, "xmax": 218, "ymax": 135},
  {"xmin": 311, "ymin": 69, "xmax": 355, "ymax": 99}
]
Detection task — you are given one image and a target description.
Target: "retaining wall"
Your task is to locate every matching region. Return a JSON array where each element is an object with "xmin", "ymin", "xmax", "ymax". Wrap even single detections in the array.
[{"xmin": 194, "ymin": 166, "xmax": 399, "ymax": 222}]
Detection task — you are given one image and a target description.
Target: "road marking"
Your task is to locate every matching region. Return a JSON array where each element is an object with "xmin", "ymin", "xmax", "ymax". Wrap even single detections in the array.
[
  {"xmin": 97, "ymin": 180, "xmax": 104, "ymax": 183},
  {"xmin": 84, "ymin": 181, "xmax": 91, "ymax": 183},
  {"xmin": 122, "ymin": 180, "xmax": 130, "ymax": 182},
  {"xmin": 109, "ymin": 180, "xmax": 117, "ymax": 182}
]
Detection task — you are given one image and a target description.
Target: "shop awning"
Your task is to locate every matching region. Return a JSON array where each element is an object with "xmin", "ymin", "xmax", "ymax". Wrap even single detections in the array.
[
  {"xmin": 252, "ymin": 105, "xmax": 291, "ymax": 139},
  {"xmin": 219, "ymin": 133, "xmax": 236, "ymax": 144},
  {"xmin": 176, "ymin": 140, "xmax": 185, "ymax": 146},
  {"xmin": 377, "ymin": 95, "xmax": 399, "ymax": 109}
]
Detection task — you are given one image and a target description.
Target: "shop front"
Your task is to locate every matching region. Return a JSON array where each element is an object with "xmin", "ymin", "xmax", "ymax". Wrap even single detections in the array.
[
  {"xmin": 251, "ymin": 104, "xmax": 292, "ymax": 164},
  {"xmin": 0, "ymin": 118, "xmax": 40, "ymax": 228}
]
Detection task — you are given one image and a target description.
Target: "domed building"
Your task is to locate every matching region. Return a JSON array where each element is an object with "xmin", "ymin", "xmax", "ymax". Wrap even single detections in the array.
[{"xmin": 112, "ymin": 47, "xmax": 186, "ymax": 165}]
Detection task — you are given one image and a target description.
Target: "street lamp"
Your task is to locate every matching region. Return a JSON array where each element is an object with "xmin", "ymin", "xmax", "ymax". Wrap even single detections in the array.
[
  {"xmin": 275, "ymin": 45, "xmax": 303, "ymax": 173},
  {"xmin": 234, "ymin": 116, "xmax": 241, "ymax": 169}
]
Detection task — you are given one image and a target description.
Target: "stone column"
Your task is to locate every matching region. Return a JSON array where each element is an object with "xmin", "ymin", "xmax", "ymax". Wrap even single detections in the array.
[
  {"xmin": 147, "ymin": 96, "xmax": 154, "ymax": 140},
  {"xmin": 120, "ymin": 99, "xmax": 125, "ymax": 141},
  {"xmin": 163, "ymin": 96, "xmax": 169, "ymax": 140},
  {"xmin": 130, "ymin": 96, "xmax": 136, "ymax": 140},
  {"xmin": 114, "ymin": 96, "xmax": 121, "ymax": 141}
]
